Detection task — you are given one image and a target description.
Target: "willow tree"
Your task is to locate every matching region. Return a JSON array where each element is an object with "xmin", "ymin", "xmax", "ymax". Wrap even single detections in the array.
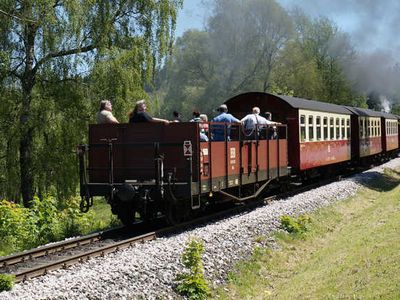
[{"xmin": 0, "ymin": 0, "xmax": 181, "ymax": 206}]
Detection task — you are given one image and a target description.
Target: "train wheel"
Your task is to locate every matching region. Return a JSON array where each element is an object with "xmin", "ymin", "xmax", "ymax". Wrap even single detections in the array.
[{"xmin": 114, "ymin": 202, "xmax": 136, "ymax": 226}]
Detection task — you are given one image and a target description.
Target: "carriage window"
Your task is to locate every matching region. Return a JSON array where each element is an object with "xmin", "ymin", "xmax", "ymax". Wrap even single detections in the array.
[
  {"xmin": 335, "ymin": 118, "xmax": 340, "ymax": 139},
  {"xmin": 341, "ymin": 118, "xmax": 345, "ymax": 139},
  {"xmin": 316, "ymin": 116, "xmax": 321, "ymax": 140},
  {"xmin": 300, "ymin": 115, "xmax": 306, "ymax": 141},
  {"xmin": 323, "ymin": 117, "xmax": 328, "ymax": 140},
  {"xmin": 346, "ymin": 118, "xmax": 350, "ymax": 139},
  {"xmin": 308, "ymin": 116, "xmax": 314, "ymax": 141},
  {"xmin": 330, "ymin": 117, "xmax": 334, "ymax": 140}
]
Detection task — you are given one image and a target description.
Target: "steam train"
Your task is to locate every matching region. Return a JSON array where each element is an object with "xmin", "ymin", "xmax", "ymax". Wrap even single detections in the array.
[{"xmin": 78, "ymin": 92, "xmax": 399, "ymax": 225}]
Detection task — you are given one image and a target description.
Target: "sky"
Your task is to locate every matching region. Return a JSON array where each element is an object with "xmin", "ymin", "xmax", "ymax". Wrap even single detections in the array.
[{"xmin": 175, "ymin": 0, "xmax": 400, "ymax": 56}]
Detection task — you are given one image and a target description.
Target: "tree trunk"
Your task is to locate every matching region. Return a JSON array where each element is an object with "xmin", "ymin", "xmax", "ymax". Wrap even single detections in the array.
[{"xmin": 20, "ymin": 20, "xmax": 37, "ymax": 207}]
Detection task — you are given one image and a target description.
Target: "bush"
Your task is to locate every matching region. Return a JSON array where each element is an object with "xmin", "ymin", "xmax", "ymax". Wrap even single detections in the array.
[
  {"xmin": 59, "ymin": 197, "xmax": 96, "ymax": 237},
  {"xmin": 280, "ymin": 214, "xmax": 311, "ymax": 235},
  {"xmin": 0, "ymin": 200, "xmax": 36, "ymax": 253},
  {"xmin": 175, "ymin": 237, "xmax": 210, "ymax": 300},
  {"xmin": 30, "ymin": 196, "xmax": 62, "ymax": 244},
  {"xmin": 0, "ymin": 274, "xmax": 15, "ymax": 292}
]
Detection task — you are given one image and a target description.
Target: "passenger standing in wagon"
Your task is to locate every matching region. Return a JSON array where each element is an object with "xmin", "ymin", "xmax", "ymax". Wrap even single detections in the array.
[
  {"xmin": 211, "ymin": 104, "xmax": 240, "ymax": 141},
  {"xmin": 241, "ymin": 107, "xmax": 268, "ymax": 139},
  {"xmin": 96, "ymin": 100, "xmax": 119, "ymax": 124}
]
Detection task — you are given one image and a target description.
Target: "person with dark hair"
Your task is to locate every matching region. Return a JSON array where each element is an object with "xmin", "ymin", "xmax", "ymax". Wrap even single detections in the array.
[
  {"xmin": 96, "ymin": 100, "xmax": 119, "ymax": 124},
  {"xmin": 190, "ymin": 110, "xmax": 201, "ymax": 122},
  {"xmin": 211, "ymin": 104, "xmax": 240, "ymax": 141},
  {"xmin": 172, "ymin": 110, "xmax": 183, "ymax": 122},
  {"xmin": 129, "ymin": 99, "xmax": 169, "ymax": 124}
]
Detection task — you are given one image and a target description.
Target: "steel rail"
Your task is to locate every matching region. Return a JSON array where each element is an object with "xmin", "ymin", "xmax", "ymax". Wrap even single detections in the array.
[
  {"xmin": 13, "ymin": 232, "xmax": 156, "ymax": 283},
  {"xmin": 0, "ymin": 227, "xmax": 123, "ymax": 269}
]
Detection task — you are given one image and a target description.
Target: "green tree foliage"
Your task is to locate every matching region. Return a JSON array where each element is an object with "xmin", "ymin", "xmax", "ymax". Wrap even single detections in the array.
[
  {"xmin": 0, "ymin": 0, "xmax": 182, "ymax": 205},
  {"xmin": 271, "ymin": 12, "xmax": 363, "ymax": 106}
]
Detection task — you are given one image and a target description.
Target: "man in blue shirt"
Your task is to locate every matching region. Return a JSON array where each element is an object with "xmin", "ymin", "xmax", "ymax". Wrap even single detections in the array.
[{"xmin": 211, "ymin": 104, "xmax": 240, "ymax": 141}]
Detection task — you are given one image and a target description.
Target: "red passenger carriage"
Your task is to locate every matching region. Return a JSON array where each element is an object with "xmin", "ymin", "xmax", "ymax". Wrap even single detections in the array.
[{"xmin": 225, "ymin": 92, "xmax": 352, "ymax": 175}]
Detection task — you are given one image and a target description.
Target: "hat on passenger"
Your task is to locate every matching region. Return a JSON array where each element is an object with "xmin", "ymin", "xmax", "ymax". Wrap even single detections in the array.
[{"xmin": 217, "ymin": 104, "xmax": 228, "ymax": 112}]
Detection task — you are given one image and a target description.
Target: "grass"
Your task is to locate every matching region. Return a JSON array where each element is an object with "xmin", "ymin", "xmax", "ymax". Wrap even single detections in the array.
[
  {"xmin": 214, "ymin": 167, "xmax": 400, "ymax": 299},
  {"xmin": 91, "ymin": 196, "xmax": 120, "ymax": 230}
]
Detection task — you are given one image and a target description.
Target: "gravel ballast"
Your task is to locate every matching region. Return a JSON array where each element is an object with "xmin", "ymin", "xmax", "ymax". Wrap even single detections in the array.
[{"xmin": 1, "ymin": 158, "xmax": 400, "ymax": 300}]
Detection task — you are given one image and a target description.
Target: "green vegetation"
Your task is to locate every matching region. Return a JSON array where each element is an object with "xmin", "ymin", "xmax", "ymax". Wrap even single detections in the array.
[
  {"xmin": 214, "ymin": 167, "xmax": 400, "ymax": 299},
  {"xmin": 280, "ymin": 214, "xmax": 311, "ymax": 236},
  {"xmin": 0, "ymin": 196, "xmax": 118, "ymax": 256},
  {"xmin": 0, "ymin": 274, "xmax": 15, "ymax": 292},
  {"xmin": 176, "ymin": 237, "xmax": 210, "ymax": 300}
]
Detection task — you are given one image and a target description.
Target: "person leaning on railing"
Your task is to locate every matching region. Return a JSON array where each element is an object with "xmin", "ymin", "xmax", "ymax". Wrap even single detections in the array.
[{"xmin": 129, "ymin": 99, "xmax": 169, "ymax": 124}]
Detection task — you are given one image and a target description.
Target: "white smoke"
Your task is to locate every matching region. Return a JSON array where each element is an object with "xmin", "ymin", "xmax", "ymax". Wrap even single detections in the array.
[{"xmin": 380, "ymin": 95, "xmax": 391, "ymax": 113}]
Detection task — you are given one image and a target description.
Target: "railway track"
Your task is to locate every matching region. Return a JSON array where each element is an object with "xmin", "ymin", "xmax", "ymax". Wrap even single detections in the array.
[{"xmin": 0, "ymin": 170, "xmax": 355, "ymax": 284}]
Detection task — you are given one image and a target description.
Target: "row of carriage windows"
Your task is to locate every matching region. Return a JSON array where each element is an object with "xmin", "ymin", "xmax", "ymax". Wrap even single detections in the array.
[
  {"xmin": 300, "ymin": 115, "xmax": 350, "ymax": 142},
  {"xmin": 300, "ymin": 115, "xmax": 399, "ymax": 142}
]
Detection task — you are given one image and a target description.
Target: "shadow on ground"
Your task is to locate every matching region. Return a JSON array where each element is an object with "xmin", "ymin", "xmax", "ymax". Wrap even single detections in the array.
[{"xmin": 356, "ymin": 170, "xmax": 400, "ymax": 192}]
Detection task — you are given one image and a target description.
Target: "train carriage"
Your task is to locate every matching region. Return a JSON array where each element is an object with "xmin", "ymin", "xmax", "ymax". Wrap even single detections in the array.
[
  {"xmin": 225, "ymin": 92, "xmax": 352, "ymax": 173},
  {"xmin": 383, "ymin": 115, "xmax": 399, "ymax": 153},
  {"xmin": 79, "ymin": 115, "xmax": 289, "ymax": 225}
]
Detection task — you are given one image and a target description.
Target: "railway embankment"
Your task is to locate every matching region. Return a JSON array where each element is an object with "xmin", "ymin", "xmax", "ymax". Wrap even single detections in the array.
[
  {"xmin": 1, "ymin": 158, "xmax": 399, "ymax": 299},
  {"xmin": 215, "ymin": 160, "xmax": 400, "ymax": 299}
]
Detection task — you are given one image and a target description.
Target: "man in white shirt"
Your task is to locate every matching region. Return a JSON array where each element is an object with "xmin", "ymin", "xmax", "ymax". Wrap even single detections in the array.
[
  {"xmin": 241, "ymin": 107, "xmax": 280, "ymax": 139},
  {"xmin": 96, "ymin": 100, "xmax": 119, "ymax": 124}
]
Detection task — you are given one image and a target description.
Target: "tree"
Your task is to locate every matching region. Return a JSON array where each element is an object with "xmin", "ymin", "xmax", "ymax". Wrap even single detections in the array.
[
  {"xmin": 207, "ymin": 0, "xmax": 292, "ymax": 94},
  {"xmin": 0, "ymin": 0, "xmax": 182, "ymax": 206},
  {"xmin": 271, "ymin": 11, "xmax": 362, "ymax": 106}
]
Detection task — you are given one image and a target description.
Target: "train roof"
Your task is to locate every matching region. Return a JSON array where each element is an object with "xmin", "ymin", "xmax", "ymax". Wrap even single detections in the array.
[
  {"xmin": 345, "ymin": 106, "xmax": 399, "ymax": 119},
  {"xmin": 277, "ymin": 95, "xmax": 351, "ymax": 114},
  {"xmin": 224, "ymin": 92, "xmax": 351, "ymax": 115}
]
